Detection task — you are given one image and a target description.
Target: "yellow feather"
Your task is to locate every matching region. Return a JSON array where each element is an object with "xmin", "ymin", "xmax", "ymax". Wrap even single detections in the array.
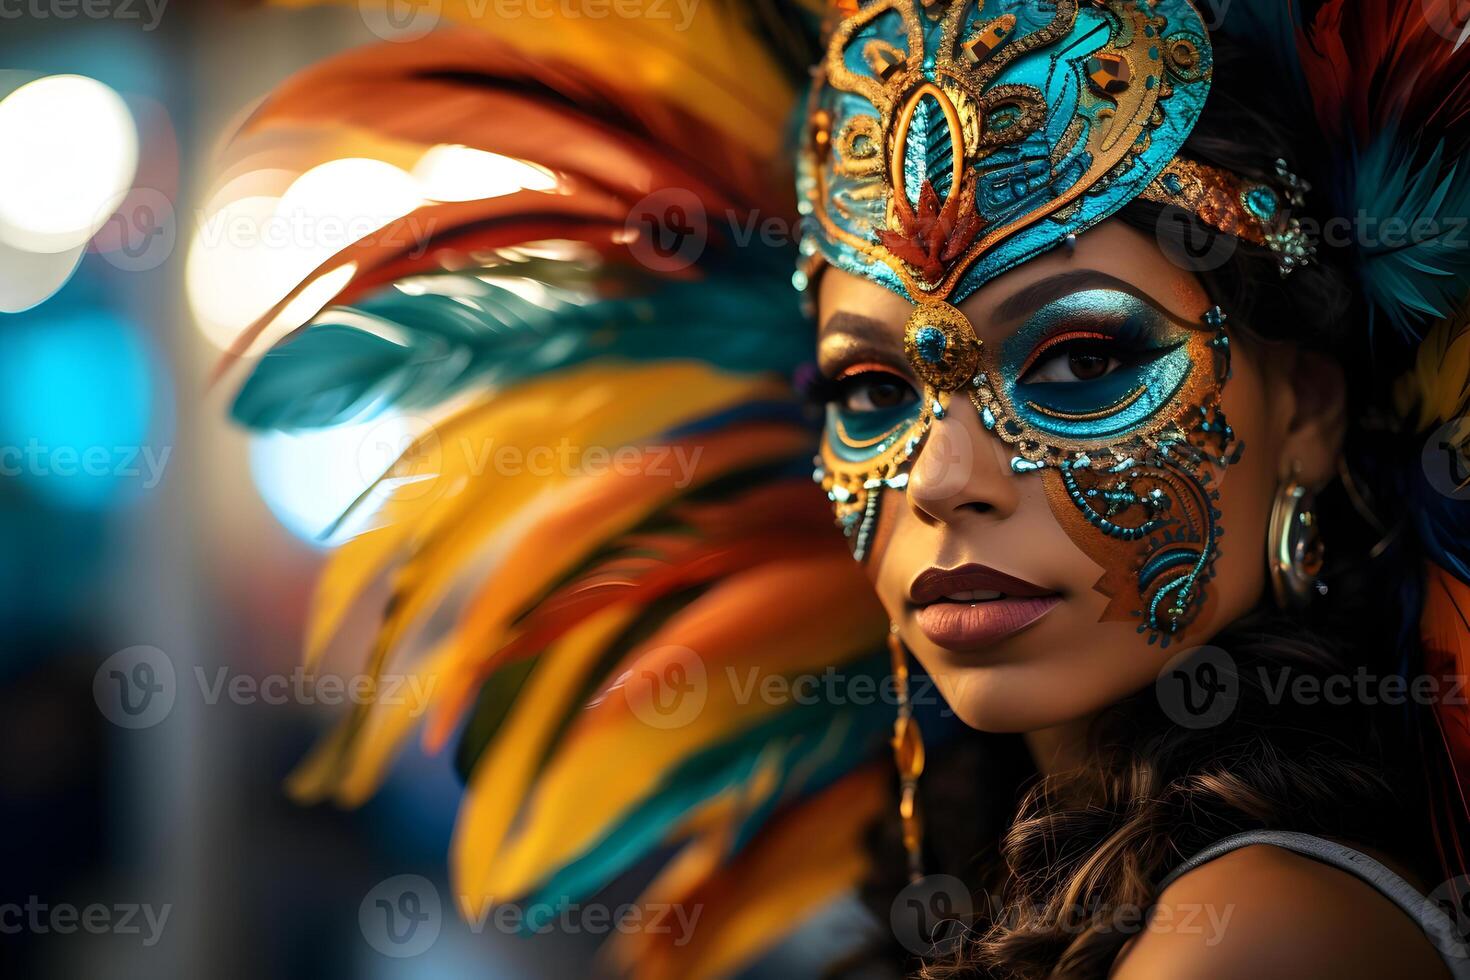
[
  {"xmin": 419, "ymin": 421, "xmax": 815, "ymax": 750},
  {"xmin": 286, "ymin": 639, "xmax": 459, "ymax": 805},
  {"xmin": 450, "ymin": 603, "xmax": 640, "ymax": 900},
  {"xmin": 298, "ymin": 363, "xmax": 790, "ymax": 805},
  {"xmin": 459, "ymin": 554, "xmax": 884, "ymax": 901},
  {"xmin": 305, "ymin": 361, "xmax": 786, "ymax": 666},
  {"xmin": 1397, "ymin": 309, "xmax": 1470, "ymax": 431}
]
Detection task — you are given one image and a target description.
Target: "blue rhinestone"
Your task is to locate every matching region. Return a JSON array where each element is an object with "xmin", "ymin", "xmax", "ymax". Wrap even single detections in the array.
[
  {"xmin": 1243, "ymin": 185, "xmax": 1279, "ymax": 222},
  {"xmin": 1162, "ymin": 173, "xmax": 1183, "ymax": 195},
  {"xmin": 915, "ymin": 325, "xmax": 947, "ymax": 363}
]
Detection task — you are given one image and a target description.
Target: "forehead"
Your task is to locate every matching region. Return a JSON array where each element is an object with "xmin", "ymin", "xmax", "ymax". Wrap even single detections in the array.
[{"xmin": 817, "ymin": 218, "xmax": 1210, "ymax": 349}]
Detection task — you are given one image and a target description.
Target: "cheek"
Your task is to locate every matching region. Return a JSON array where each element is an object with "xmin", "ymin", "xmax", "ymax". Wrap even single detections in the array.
[{"xmin": 1194, "ymin": 351, "xmax": 1281, "ymax": 632}]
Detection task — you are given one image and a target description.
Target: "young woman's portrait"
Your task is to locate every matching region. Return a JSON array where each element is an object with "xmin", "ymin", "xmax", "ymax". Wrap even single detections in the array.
[{"xmin": 7, "ymin": 1, "xmax": 1470, "ymax": 978}]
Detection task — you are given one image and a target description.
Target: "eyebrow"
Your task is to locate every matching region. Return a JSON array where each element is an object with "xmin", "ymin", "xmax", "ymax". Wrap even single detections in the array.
[
  {"xmin": 818, "ymin": 311, "xmax": 893, "ymax": 344},
  {"xmin": 988, "ymin": 269, "xmax": 1148, "ymax": 324}
]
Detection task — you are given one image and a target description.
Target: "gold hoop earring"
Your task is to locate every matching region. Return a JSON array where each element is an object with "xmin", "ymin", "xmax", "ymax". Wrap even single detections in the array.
[
  {"xmin": 889, "ymin": 624, "xmax": 925, "ymax": 882},
  {"xmin": 1267, "ymin": 466, "xmax": 1326, "ymax": 608}
]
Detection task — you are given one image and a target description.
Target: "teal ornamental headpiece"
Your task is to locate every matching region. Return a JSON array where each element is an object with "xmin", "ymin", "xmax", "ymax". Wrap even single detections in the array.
[{"xmin": 800, "ymin": 0, "xmax": 1295, "ymax": 645}]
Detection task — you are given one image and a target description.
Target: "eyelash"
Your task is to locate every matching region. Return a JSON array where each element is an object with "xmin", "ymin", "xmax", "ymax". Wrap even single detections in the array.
[
  {"xmin": 807, "ymin": 324, "xmax": 1164, "ymax": 404},
  {"xmin": 807, "ymin": 362, "xmax": 912, "ymax": 403},
  {"xmin": 1018, "ymin": 329, "xmax": 1116, "ymax": 377}
]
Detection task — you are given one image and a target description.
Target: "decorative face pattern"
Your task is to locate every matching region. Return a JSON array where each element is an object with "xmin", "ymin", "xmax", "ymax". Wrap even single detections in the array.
[
  {"xmin": 814, "ymin": 294, "xmax": 1241, "ymax": 644},
  {"xmin": 797, "ymin": 0, "xmax": 1215, "ymax": 304}
]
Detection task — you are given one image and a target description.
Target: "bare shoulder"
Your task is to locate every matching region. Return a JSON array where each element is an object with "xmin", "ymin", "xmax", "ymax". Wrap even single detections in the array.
[{"xmin": 1109, "ymin": 843, "xmax": 1451, "ymax": 980}]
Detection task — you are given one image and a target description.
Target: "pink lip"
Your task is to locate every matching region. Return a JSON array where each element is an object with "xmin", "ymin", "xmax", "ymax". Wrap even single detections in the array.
[
  {"xmin": 909, "ymin": 563, "xmax": 1060, "ymax": 650},
  {"xmin": 913, "ymin": 595, "xmax": 1060, "ymax": 649}
]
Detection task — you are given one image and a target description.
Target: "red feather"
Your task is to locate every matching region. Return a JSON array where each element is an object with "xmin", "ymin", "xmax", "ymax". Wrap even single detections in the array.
[
  {"xmin": 1421, "ymin": 562, "xmax": 1470, "ymax": 878},
  {"xmin": 1298, "ymin": 0, "xmax": 1470, "ymax": 153}
]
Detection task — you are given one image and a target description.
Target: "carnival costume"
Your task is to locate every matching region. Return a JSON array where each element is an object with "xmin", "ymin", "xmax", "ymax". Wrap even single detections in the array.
[{"xmin": 219, "ymin": 2, "xmax": 1470, "ymax": 976}]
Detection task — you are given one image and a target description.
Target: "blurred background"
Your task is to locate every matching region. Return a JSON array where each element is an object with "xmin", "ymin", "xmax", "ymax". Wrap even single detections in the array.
[{"xmin": 0, "ymin": 5, "xmax": 880, "ymax": 978}]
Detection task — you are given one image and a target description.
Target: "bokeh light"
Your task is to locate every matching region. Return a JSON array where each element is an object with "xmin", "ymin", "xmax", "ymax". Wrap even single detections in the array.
[
  {"xmin": 413, "ymin": 144, "xmax": 558, "ymax": 202},
  {"xmin": 188, "ymin": 159, "xmax": 421, "ymax": 350},
  {"xmin": 0, "ymin": 238, "xmax": 85, "ymax": 314},
  {"xmin": 248, "ymin": 411, "xmax": 425, "ymax": 547},
  {"xmin": 0, "ymin": 74, "xmax": 138, "ymax": 254},
  {"xmin": 0, "ymin": 309, "xmax": 158, "ymax": 509}
]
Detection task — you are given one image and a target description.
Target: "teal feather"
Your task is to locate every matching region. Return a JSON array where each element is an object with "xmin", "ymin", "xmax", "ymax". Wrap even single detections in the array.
[
  {"xmin": 1355, "ymin": 134, "xmax": 1470, "ymax": 337},
  {"xmin": 230, "ymin": 269, "xmax": 811, "ymax": 431}
]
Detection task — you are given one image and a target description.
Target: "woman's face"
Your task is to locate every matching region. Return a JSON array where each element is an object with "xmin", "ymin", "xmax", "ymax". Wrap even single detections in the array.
[{"xmin": 817, "ymin": 219, "xmax": 1329, "ymax": 733}]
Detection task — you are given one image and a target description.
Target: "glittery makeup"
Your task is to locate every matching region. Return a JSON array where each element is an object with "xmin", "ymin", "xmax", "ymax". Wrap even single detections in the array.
[
  {"xmin": 815, "ymin": 291, "xmax": 1242, "ymax": 644},
  {"xmin": 1001, "ymin": 289, "xmax": 1195, "ymax": 443}
]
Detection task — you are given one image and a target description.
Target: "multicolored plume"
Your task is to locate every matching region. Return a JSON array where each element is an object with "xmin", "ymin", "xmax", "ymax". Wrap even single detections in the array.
[
  {"xmin": 1220, "ymin": 0, "xmax": 1470, "ymax": 877},
  {"xmin": 219, "ymin": 4, "xmax": 897, "ymax": 976}
]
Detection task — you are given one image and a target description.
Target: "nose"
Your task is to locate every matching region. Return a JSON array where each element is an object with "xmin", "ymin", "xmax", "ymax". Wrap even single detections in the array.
[{"xmin": 906, "ymin": 395, "xmax": 1020, "ymax": 526}]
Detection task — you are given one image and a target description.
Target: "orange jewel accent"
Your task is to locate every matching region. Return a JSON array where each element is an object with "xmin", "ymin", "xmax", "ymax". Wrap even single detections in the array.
[{"xmin": 876, "ymin": 179, "xmax": 985, "ymax": 285}]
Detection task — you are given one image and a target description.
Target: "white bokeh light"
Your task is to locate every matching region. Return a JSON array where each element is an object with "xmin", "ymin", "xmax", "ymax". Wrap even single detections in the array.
[
  {"xmin": 188, "ymin": 159, "xmax": 420, "ymax": 350},
  {"xmin": 0, "ymin": 74, "xmax": 139, "ymax": 254},
  {"xmin": 248, "ymin": 412, "xmax": 429, "ymax": 546},
  {"xmin": 412, "ymin": 144, "xmax": 557, "ymax": 202},
  {"xmin": 0, "ymin": 238, "xmax": 85, "ymax": 313},
  {"xmin": 186, "ymin": 194, "xmax": 286, "ymax": 350}
]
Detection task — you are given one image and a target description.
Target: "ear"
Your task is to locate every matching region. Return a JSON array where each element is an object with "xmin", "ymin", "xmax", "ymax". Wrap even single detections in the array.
[{"xmin": 1277, "ymin": 349, "xmax": 1347, "ymax": 489}]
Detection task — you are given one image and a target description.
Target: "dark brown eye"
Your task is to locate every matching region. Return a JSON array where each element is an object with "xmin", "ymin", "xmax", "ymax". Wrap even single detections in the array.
[
  {"xmin": 1067, "ymin": 348, "xmax": 1110, "ymax": 381},
  {"xmin": 833, "ymin": 372, "xmax": 918, "ymax": 413},
  {"xmin": 864, "ymin": 379, "xmax": 910, "ymax": 409},
  {"xmin": 1023, "ymin": 339, "xmax": 1121, "ymax": 384}
]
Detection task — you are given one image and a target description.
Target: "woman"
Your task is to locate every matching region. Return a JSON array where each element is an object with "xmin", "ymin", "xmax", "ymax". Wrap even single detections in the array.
[{"xmin": 221, "ymin": 0, "xmax": 1470, "ymax": 976}]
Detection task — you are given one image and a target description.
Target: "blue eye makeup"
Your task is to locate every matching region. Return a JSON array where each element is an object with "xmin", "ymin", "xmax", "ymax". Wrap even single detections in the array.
[
  {"xmin": 818, "ymin": 370, "xmax": 922, "ymax": 463},
  {"xmin": 1000, "ymin": 289, "xmax": 1195, "ymax": 442}
]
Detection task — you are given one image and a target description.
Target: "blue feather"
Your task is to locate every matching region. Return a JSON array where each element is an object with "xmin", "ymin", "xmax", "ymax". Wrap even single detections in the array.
[
  {"xmin": 230, "ymin": 270, "xmax": 812, "ymax": 431},
  {"xmin": 1355, "ymin": 133, "xmax": 1470, "ymax": 338}
]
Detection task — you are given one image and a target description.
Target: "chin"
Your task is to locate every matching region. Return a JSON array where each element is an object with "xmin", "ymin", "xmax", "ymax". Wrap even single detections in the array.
[
  {"xmin": 920, "ymin": 656, "xmax": 1104, "ymax": 733},
  {"xmin": 908, "ymin": 611, "xmax": 1182, "ymax": 734}
]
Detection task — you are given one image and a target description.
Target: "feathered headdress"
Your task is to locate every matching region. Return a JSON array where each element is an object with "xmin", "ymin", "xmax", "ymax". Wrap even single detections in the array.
[
  {"xmin": 1220, "ymin": 0, "xmax": 1470, "ymax": 879},
  {"xmin": 214, "ymin": 3, "xmax": 923, "ymax": 977}
]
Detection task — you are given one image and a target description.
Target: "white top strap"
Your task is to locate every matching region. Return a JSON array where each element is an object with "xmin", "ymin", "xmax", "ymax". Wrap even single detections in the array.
[{"xmin": 1159, "ymin": 830, "xmax": 1470, "ymax": 978}]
